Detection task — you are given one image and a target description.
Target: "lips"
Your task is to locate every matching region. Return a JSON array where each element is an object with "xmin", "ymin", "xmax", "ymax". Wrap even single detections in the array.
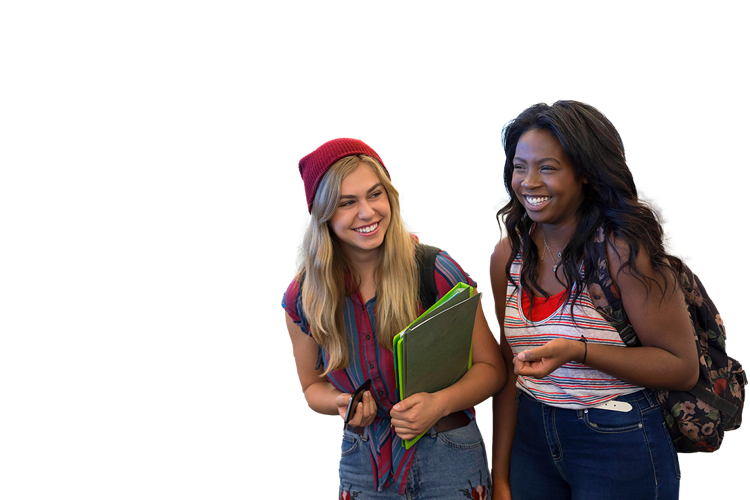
[
  {"xmin": 354, "ymin": 222, "xmax": 379, "ymax": 234},
  {"xmin": 524, "ymin": 195, "xmax": 551, "ymax": 206}
]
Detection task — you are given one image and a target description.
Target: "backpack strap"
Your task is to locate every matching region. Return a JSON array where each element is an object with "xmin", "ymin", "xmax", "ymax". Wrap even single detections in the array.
[
  {"xmin": 689, "ymin": 384, "xmax": 740, "ymax": 417},
  {"xmin": 416, "ymin": 244, "xmax": 440, "ymax": 312},
  {"xmin": 589, "ymin": 234, "xmax": 641, "ymax": 347}
]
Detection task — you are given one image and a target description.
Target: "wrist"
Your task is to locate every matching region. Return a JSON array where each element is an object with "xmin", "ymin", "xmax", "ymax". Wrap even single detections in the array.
[
  {"xmin": 433, "ymin": 390, "xmax": 452, "ymax": 418},
  {"xmin": 575, "ymin": 336, "xmax": 588, "ymax": 364}
]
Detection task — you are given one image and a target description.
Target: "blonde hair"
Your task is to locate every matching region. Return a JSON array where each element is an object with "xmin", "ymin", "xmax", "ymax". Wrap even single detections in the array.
[{"xmin": 298, "ymin": 155, "xmax": 419, "ymax": 375}]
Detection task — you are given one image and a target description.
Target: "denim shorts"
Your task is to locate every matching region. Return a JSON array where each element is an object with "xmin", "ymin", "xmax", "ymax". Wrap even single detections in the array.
[
  {"xmin": 339, "ymin": 419, "xmax": 491, "ymax": 499},
  {"xmin": 510, "ymin": 389, "xmax": 680, "ymax": 500}
]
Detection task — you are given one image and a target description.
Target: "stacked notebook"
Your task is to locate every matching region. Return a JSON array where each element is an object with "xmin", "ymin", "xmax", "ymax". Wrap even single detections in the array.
[{"xmin": 392, "ymin": 282, "xmax": 481, "ymax": 448}]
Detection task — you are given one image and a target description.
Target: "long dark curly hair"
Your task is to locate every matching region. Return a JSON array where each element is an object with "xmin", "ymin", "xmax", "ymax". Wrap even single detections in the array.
[{"xmin": 497, "ymin": 100, "xmax": 683, "ymax": 307}]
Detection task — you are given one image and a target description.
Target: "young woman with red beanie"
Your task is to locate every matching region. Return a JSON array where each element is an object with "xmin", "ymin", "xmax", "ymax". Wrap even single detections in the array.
[{"xmin": 283, "ymin": 138, "xmax": 504, "ymax": 499}]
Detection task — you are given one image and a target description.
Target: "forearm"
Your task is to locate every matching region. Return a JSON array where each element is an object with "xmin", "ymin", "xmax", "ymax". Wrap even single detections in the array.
[
  {"xmin": 492, "ymin": 362, "xmax": 517, "ymax": 490},
  {"xmin": 583, "ymin": 341, "xmax": 698, "ymax": 390},
  {"xmin": 303, "ymin": 380, "xmax": 344, "ymax": 415},
  {"xmin": 432, "ymin": 361, "xmax": 505, "ymax": 418}
]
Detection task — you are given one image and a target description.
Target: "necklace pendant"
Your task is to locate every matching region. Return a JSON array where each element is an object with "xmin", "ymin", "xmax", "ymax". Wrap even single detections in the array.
[{"xmin": 553, "ymin": 264, "xmax": 558, "ymax": 272}]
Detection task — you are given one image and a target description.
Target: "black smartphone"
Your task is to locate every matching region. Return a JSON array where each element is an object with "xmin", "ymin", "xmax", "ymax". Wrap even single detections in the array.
[{"xmin": 343, "ymin": 379, "xmax": 372, "ymax": 426}]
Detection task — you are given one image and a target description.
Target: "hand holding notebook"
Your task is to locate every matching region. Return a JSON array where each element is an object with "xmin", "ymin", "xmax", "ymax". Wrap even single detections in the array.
[{"xmin": 390, "ymin": 391, "xmax": 447, "ymax": 442}]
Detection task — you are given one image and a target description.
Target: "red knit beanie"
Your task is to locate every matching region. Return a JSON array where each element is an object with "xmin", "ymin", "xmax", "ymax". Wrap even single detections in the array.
[{"xmin": 298, "ymin": 138, "xmax": 389, "ymax": 213}]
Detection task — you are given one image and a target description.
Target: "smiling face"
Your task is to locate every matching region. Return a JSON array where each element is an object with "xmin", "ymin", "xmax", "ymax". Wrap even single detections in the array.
[
  {"xmin": 511, "ymin": 128, "xmax": 586, "ymax": 228},
  {"xmin": 328, "ymin": 161, "xmax": 391, "ymax": 260}
]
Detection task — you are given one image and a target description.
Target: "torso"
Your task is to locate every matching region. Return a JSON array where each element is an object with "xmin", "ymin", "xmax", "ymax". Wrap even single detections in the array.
[{"xmin": 504, "ymin": 252, "xmax": 643, "ymax": 409}]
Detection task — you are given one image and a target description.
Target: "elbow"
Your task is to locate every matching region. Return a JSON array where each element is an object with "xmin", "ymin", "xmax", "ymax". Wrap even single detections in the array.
[
  {"xmin": 680, "ymin": 363, "xmax": 700, "ymax": 391},
  {"xmin": 304, "ymin": 394, "xmax": 316, "ymax": 411},
  {"xmin": 671, "ymin": 360, "xmax": 700, "ymax": 391},
  {"xmin": 475, "ymin": 360, "xmax": 506, "ymax": 396},
  {"xmin": 495, "ymin": 364, "xmax": 508, "ymax": 394},
  {"xmin": 302, "ymin": 389, "xmax": 316, "ymax": 411},
  {"xmin": 493, "ymin": 365, "xmax": 516, "ymax": 398},
  {"xmin": 681, "ymin": 347, "xmax": 701, "ymax": 390},
  {"xmin": 493, "ymin": 351, "xmax": 513, "ymax": 394},
  {"xmin": 301, "ymin": 382, "xmax": 331, "ymax": 415}
]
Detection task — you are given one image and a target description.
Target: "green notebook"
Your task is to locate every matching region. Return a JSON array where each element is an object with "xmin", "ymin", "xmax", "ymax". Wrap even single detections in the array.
[{"xmin": 392, "ymin": 282, "xmax": 480, "ymax": 448}]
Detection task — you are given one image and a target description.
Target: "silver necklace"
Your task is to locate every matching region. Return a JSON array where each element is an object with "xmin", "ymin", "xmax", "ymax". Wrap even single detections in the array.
[{"xmin": 542, "ymin": 232, "xmax": 562, "ymax": 272}]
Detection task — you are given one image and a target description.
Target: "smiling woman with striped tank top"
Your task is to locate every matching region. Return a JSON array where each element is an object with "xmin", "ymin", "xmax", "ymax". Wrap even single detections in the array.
[{"xmin": 489, "ymin": 101, "xmax": 698, "ymax": 500}]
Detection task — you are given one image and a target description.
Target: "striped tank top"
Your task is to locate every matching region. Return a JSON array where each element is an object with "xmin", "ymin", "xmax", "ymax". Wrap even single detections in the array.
[{"xmin": 505, "ymin": 252, "xmax": 643, "ymax": 409}]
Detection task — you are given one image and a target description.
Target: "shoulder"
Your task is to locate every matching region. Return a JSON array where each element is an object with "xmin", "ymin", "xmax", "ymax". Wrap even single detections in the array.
[
  {"xmin": 594, "ymin": 225, "xmax": 653, "ymax": 264},
  {"xmin": 432, "ymin": 249, "xmax": 477, "ymax": 293},
  {"xmin": 490, "ymin": 234, "xmax": 513, "ymax": 275},
  {"xmin": 602, "ymin": 233, "xmax": 651, "ymax": 277},
  {"xmin": 281, "ymin": 276, "xmax": 309, "ymax": 333},
  {"xmin": 282, "ymin": 276, "xmax": 302, "ymax": 306},
  {"xmin": 602, "ymin": 232, "xmax": 629, "ymax": 261},
  {"xmin": 601, "ymin": 233, "xmax": 680, "ymax": 299},
  {"xmin": 490, "ymin": 237, "xmax": 514, "ymax": 292},
  {"xmin": 490, "ymin": 237, "xmax": 513, "ymax": 273}
]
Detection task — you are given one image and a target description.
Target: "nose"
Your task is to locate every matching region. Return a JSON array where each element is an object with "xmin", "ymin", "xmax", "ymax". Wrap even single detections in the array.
[
  {"xmin": 521, "ymin": 168, "xmax": 542, "ymax": 189},
  {"xmin": 358, "ymin": 200, "xmax": 375, "ymax": 220}
]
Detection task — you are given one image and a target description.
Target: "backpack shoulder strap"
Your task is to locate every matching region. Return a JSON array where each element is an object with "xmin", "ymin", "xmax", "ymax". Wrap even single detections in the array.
[
  {"xmin": 588, "ymin": 233, "xmax": 641, "ymax": 347},
  {"xmin": 416, "ymin": 244, "xmax": 440, "ymax": 312}
]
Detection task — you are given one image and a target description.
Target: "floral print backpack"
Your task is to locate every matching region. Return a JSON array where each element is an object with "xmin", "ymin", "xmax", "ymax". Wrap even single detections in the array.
[{"xmin": 588, "ymin": 231, "xmax": 747, "ymax": 452}]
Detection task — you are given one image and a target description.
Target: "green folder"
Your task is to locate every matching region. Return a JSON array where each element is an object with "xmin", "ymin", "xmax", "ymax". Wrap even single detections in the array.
[{"xmin": 392, "ymin": 282, "xmax": 480, "ymax": 448}]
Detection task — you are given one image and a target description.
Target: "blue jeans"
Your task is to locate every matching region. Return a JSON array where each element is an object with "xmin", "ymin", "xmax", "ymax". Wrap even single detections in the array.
[
  {"xmin": 339, "ymin": 419, "xmax": 491, "ymax": 499},
  {"xmin": 510, "ymin": 389, "xmax": 680, "ymax": 500}
]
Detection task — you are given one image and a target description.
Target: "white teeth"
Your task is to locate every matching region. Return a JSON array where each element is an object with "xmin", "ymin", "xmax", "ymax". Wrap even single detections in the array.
[
  {"xmin": 355, "ymin": 222, "xmax": 378, "ymax": 233},
  {"xmin": 526, "ymin": 196, "xmax": 551, "ymax": 206}
]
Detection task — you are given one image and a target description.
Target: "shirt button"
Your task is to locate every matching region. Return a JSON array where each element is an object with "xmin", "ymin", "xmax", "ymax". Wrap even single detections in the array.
[
  {"xmin": 378, "ymin": 390, "xmax": 384, "ymax": 396},
  {"xmin": 366, "ymin": 335, "xmax": 371, "ymax": 340},
  {"xmin": 369, "ymin": 364, "xmax": 374, "ymax": 369}
]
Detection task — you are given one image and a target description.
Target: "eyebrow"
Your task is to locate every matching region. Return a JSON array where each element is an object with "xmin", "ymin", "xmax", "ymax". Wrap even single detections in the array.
[
  {"xmin": 513, "ymin": 156, "xmax": 562, "ymax": 165},
  {"xmin": 339, "ymin": 183, "xmax": 384, "ymax": 200}
]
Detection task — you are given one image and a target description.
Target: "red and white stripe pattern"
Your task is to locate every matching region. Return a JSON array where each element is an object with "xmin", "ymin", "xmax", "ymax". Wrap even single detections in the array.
[{"xmin": 505, "ymin": 253, "xmax": 643, "ymax": 409}]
